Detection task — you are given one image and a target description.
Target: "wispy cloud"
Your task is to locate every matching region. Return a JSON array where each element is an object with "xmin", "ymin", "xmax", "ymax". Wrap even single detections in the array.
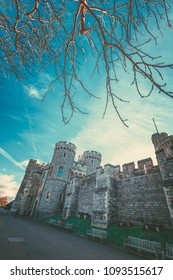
[
  {"xmin": 23, "ymin": 72, "xmax": 54, "ymax": 100},
  {"xmin": 19, "ymin": 160, "xmax": 29, "ymax": 168},
  {"xmin": 0, "ymin": 147, "xmax": 26, "ymax": 171},
  {"xmin": 0, "ymin": 174, "xmax": 19, "ymax": 200},
  {"xmin": 24, "ymin": 86, "xmax": 42, "ymax": 99},
  {"xmin": 4, "ymin": 114, "xmax": 23, "ymax": 122}
]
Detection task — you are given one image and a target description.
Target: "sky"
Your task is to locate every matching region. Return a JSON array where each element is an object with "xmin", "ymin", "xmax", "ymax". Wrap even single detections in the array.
[{"xmin": 0, "ymin": 3, "xmax": 173, "ymax": 202}]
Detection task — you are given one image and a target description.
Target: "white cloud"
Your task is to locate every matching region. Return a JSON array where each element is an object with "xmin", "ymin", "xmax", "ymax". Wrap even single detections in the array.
[
  {"xmin": 23, "ymin": 72, "xmax": 55, "ymax": 100},
  {"xmin": 16, "ymin": 141, "xmax": 23, "ymax": 146},
  {"xmin": 0, "ymin": 174, "xmax": 19, "ymax": 201},
  {"xmin": 5, "ymin": 114, "xmax": 23, "ymax": 122},
  {"xmin": 19, "ymin": 160, "xmax": 29, "ymax": 168},
  {"xmin": 0, "ymin": 147, "xmax": 26, "ymax": 171},
  {"xmin": 24, "ymin": 85, "xmax": 42, "ymax": 99}
]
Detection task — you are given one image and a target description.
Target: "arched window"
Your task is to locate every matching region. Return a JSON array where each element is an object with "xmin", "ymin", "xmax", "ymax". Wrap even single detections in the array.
[{"xmin": 57, "ymin": 166, "xmax": 63, "ymax": 177}]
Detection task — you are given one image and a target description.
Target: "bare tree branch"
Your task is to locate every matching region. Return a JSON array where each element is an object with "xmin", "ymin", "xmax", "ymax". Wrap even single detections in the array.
[{"xmin": 0, "ymin": 0, "xmax": 173, "ymax": 125}]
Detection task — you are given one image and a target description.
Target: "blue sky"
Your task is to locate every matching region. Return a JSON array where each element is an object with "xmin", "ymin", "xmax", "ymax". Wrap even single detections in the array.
[{"xmin": 0, "ymin": 4, "xmax": 173, "ymax": 201}]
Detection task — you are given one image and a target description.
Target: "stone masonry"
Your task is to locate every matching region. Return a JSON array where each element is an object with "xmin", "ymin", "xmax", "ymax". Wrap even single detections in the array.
[{"xmin": 12, "ymin": 132, "xmax": 173, "ymax": 228}]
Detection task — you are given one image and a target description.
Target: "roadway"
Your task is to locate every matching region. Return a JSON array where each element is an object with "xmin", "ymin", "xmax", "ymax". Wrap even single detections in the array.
[{"xmin": 0, "ymin": 208, "xmax": 146, "ymax": 260}]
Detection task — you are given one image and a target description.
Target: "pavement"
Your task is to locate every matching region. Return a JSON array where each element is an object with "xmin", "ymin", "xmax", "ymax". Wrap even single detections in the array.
[{"xmin": 0, "ymin": 208, "xmax": 146, "ymax": 260}]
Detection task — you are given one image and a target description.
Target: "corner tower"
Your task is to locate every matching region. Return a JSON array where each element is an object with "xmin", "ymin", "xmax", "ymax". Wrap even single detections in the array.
[
  {"xmin": 152, "ymin": 132, "xmax": 173, "ymax": 181},
  {"xmin": 81, "ymin": 150, "xmax": 102, "ymax": 175},
  {"xmin": 152, "ymin": 132, "xmax": 173, "ymax": 225}
]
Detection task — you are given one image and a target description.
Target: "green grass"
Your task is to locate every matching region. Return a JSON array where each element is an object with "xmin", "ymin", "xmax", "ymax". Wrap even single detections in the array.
[
  {"xmin": 107, "ymin": 224, "xmax": 173, "ymax": 247},
  {"xmin": 39, "ymin": 214, "xmax": 92, "ymax": 235},
  {"xmin": 39, "ymin": 215, "xmax": 173, "ymax": 248}
]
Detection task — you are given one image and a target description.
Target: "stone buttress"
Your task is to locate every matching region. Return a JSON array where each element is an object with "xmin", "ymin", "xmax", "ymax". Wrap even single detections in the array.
[{"xmin": 91, "ymin": 164, "xmax": 118, "ymax": 228}]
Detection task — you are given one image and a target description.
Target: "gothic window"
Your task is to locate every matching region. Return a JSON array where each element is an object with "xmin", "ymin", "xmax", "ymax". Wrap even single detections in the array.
[
  {"xmin": 57, "ymin": 166, "xmax": 63, "ymax": 177},
  {"xmin": 63, "ymin": 152, "xmax": 66, "ymax": 158}
]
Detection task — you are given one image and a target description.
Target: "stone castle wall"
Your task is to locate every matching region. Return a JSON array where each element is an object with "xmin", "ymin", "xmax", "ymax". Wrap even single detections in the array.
[
  {"xmin": 116, "ymin": 172, "xmax": 170, "ymax": 226},
  {"xmin": 63, "ymin": 174, "xmax": 96, "ymax": 217},
  {"xmin": 12, "ymin": 132, "xmax": 173, "ymax": 228},
  {"xmin": 36, "ymin": 178, "xmax": 67, "ymax": 216},
  {"xmin": 77, "ymin": 174, "xmax": 96, "ymax": 215}
]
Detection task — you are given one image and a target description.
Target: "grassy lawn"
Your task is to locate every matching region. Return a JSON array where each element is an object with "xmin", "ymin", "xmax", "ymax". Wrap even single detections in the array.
[
  {"xmin": 39, "ymin": 215, "xmax": 173, "ymax": 248},
  {"xmin": 107, "ymin": 224, "xmax": 173, "ymax": 247}
]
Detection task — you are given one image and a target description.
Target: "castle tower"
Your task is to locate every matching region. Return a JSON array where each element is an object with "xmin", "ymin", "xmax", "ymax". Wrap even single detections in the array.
[
  {"xmin": 49, "ymin": 141, "xmax": 76, "ymax": 181},
  {"xmin": 152, "ymin": 132, "xmax": 173, "ymax": 181},
  {"xmin": 81, "ymin": 150, "xmax": 102, "ymax": 175},
  {"xmin": 152, "ymin": 133, "xmax": 169, "ymax": 152},
  {"xmin": 152, "ymin": 132, "xmax": 173, "ymax": 225},
  {"xmin": 36, "ymin": 141, "xmax": 76, "ymax": 216}
]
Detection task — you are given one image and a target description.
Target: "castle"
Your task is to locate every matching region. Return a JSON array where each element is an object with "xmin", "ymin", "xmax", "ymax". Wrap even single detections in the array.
[{"xmin": 11, "ymin": 132, "xmax": 173, "ymax": 228}]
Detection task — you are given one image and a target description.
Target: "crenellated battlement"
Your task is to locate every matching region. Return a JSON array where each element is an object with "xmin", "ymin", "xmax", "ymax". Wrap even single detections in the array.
[
  {"xmin": 122, "ymin": 162, "xmax": 135, "ymax": 177},
  {"xmin": 82, "ymin": 150, "xmax": 101, "ymax": 157},
  {"xmin": 55, "ymin": 141, "xmax": 76, "ymax": 153},
  {"xmin": 97, "ymin": 158, "xmax": 158, "ymax": 180}
]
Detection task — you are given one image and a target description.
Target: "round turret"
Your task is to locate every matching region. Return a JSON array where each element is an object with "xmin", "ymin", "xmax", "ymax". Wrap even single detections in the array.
[
  {"xmin": 82, "ymin": 150, "xmax": 102, "ymax": 175},
  {"xmin": 152, "ymin": 133, "xmax": 168, "ymax": 151},
  {"xmin": 152, "ymin": 133, "xmax": 173, "ymax": 159},
  {"xmin": 49, "ymin": 141, "xmax": 76, "ymax": 181}
]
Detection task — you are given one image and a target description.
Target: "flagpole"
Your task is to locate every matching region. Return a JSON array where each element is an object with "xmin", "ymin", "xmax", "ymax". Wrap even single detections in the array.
[{"xmin": 152, "ymin": 118, "xmax": 159, "ymax": 134}]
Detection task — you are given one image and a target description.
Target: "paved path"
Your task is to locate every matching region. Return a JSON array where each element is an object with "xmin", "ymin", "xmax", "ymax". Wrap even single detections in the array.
[{"xmin": 0, "ymin": 208, "xmax": 146, "ymax": 260}]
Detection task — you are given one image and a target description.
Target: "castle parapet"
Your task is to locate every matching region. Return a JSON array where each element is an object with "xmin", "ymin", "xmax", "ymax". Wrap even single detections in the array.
[
  {"xmin": 55, "ymin": 141, "xmax": 76, "ymax": 154},
  {"xmin": 121, "ymin": 158, "xmax": 157, "ymax": 178},
  {"xmin": 122, "ymin": 162, "xmax": 135, "ymax": 178},
  {"xmin": 137, "ymin": 158, "xmax": 153, "ymax": 173},
  {"xmin": 96, "ymin": 164, "xmax": 120, "ymax": 179}
]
